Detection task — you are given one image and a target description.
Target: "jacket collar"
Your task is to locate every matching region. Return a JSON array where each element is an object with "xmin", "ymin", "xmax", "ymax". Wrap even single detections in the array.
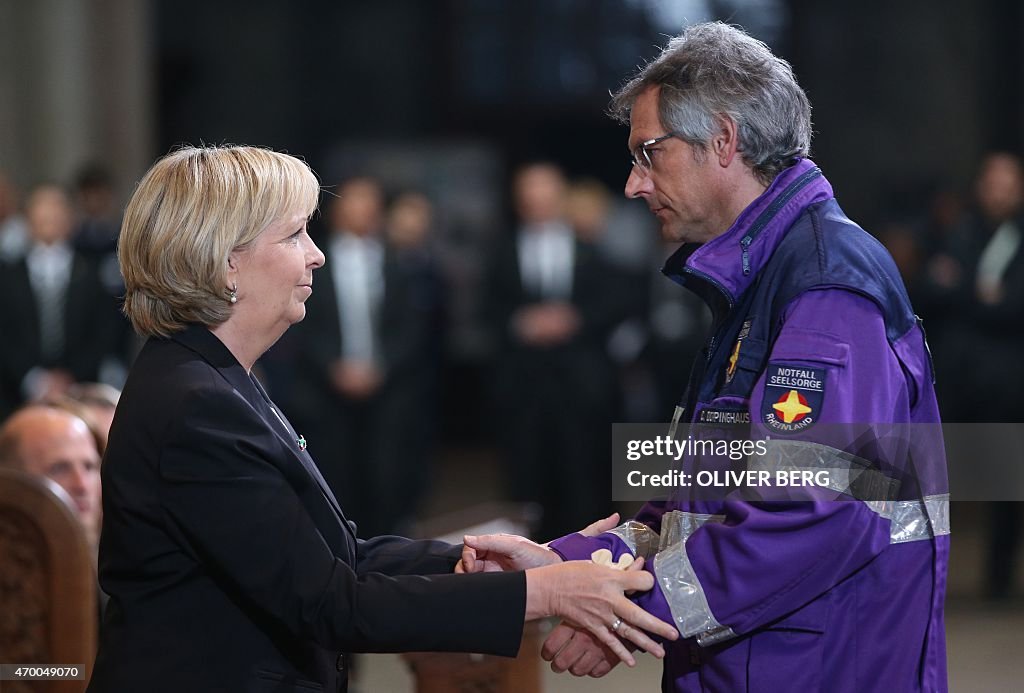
[
  {"xmin": 663, "ymin": 158, "xmax": 834, "ymax": 306},
  {"xmin": 170, "ymin": 323, "xmax": 256, "ymax": 399}
]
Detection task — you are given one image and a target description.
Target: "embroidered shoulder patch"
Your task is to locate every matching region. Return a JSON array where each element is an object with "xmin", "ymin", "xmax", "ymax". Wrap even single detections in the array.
[{"xmin": 760, "ymin": 363, "xmax": 825, "ymax": 433}]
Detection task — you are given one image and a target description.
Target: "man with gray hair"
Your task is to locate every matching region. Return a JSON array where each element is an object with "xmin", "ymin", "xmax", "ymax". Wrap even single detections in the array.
[{"xmin": 464, "ymin": 21, "xmax": 948, "ymax": 691}]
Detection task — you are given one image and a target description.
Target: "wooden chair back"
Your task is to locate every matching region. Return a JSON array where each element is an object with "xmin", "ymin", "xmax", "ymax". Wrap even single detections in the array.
[{"xmin": 0, "ymin": 468, "xmax": 96, "ymax": 692}]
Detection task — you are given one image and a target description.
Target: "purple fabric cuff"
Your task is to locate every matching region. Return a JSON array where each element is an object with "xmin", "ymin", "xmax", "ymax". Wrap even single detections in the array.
[
  {"xmin": 549, "ymin": 532, "xmax": 679, "ymax": 641},
  {"xmin": 548, "ymin": 532, "xmax": 632, "ymax": 562},
  {"xmin": 635, "ymin": 562, "xmax": 677, "ymax": 638}
]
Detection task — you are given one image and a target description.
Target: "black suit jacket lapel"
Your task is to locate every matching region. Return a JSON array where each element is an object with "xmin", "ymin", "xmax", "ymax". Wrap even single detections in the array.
[
  {"xmin": 170, "ymin": 325, "xmax": 356, "ymax": 543},
  {"xmin": 247, "ymin": 375, "xmax": 347, "ymax": 515}
]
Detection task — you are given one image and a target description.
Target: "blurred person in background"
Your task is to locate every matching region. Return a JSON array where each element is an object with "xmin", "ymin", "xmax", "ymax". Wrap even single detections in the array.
[
  {"xmin": 72, "ymin": 162, "xmax": 137, "ymax": 386},
  {"xmin": 940, "ymin": 151, "xmax": 1024, "ymax": 601},
  {"xmin": 635, "ymin": 240, "xmax": 712, "ymax": 419},
  {"xmin": 0, "ymin": 404, "xmax": 103, "ymax": 552},
  {"xmin": 72, "ymin": 162, "xmax": 121, "ymax": 257},
  {"xmin": 566, "ymin": 177, "xmax": 636, "ymax": 420},
  {"xmin": 563, "ymin": 178, "xmax": 710, "ymax": 426},
  {"xmin": 0, "ymin": 183, "xmax": 118, "ymax": 420},
  {"xmin": 485, "ymin": 162, "xmax": 627, "ymax": 540},
  {"xmin": 87, "ymin": 145, "xmax": 677, "ymax": 692},
  {"xmin": 910, "ymin": 184, "xmax": 967, "ymax": 349},
  {"xmin": 940, "ymin": 152, "xmax": 1024, "ymax": 419},
  {"xmin": 64, "ymin": 381, "xmax": 121, "ymax": 449},
  {"xmin": 384, "ymin": 190, "xmax": 446, "ymax": 508},
  {"xmin": 385, "ymin": 190, "xmax": 446, "ymax": 365},
  {"xmin": 386, "ymin": 190, "xmax": 434, "ymax": 252},
  {"xmin": 565, "ymin": 176, "xmax": 667, "ymax": 421},
  {"xmin": 0, "ymin": 169, "xmax": 29, "ymax": 261},
  {"xmin": 565, "ymin": 177, "xmax": 613, "ymax": 245},
  {"xmin": 291, "ymin": 177, "xmax": 442, "ymax": 537}
]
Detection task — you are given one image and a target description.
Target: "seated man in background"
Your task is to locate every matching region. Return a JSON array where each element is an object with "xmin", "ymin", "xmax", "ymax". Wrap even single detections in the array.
[
  {"xmin": 64, "ymin": 382, "xmax": 121, "ymax": 449},
  {"xmin": 0, "ymin": 405, "xmax": 103, "ymax": 552}
]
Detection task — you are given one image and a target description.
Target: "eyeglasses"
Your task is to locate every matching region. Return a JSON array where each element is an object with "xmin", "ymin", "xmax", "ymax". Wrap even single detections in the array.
[{"xmin": 630, "ymin": 132, "xmax": 679, "ymax": 177}]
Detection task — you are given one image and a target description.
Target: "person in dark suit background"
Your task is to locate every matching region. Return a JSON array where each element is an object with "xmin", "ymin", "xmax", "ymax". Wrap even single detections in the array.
[
  {"xmin": 0, "ymin": 184, "xmax": 117, "ymax": 420},
  {"xmin": 937, "ymin": 152, "xmax": 1024, "ymax": 601},
  {"xmin": 382, "ymin": 190, "xmax": 447, "ymax": 522},
  {"xmin": 87, "ymin": 145, "xmax": 676, "ymax": 693},
  {"xmin": 71, "ymin": 163, "xmax": 121, "ymax": 257},
  {"xmin": 289, "ymin": 178, "xmax": 442, "ymax": 537},
  {"xmin": 0, "ymin": 168, "xmax": 29, "ymax": 261},
  {"xmin": 70, "ymin": 163, "xmax": 139, "ymax": 384},
  {"xmin": 485, "ymin": 162, "xmax": 629, "ymax": 541}
]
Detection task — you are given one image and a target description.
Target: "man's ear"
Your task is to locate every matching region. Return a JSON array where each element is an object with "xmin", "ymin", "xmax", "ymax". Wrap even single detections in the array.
[{"xmin": 711, "ymin": 115, "xmax": 740, "ymax": 168}]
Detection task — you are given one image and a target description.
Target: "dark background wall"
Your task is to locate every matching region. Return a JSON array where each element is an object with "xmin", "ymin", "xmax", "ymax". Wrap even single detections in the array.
[
  {"xmin": 2, "ymin": 0, "xmax": 1021, "ymax": 227},
  {"xmin": 147, "ymin": 0, "xmax": 1024, "ymax": 228}
]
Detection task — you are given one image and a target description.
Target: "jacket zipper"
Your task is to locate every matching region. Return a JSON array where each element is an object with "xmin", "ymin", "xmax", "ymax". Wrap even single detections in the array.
[
  {"xmin": 676, "ymin": 266, "xmax": 736, "ymax": 420},
  {"xmin": 740, "ymin": 167, "xmax": 823, "ymax": 275}
]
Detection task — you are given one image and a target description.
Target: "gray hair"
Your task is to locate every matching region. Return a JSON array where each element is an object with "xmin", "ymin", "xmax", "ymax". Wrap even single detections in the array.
[{"xmin": 610, "ymin": 22, "xmax": 811, "ymax": 185}]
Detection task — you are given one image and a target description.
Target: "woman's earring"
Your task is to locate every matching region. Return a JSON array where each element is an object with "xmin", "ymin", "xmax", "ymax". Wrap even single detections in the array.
[{"xmin": 228, "ymin": 283, "xmax": 238, "ymax": 304}]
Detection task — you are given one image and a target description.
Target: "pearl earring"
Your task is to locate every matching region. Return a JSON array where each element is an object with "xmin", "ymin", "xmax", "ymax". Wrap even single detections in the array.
[{"xmin": 228, "ymin": 283, "xmax": 238, "ymax": 304}]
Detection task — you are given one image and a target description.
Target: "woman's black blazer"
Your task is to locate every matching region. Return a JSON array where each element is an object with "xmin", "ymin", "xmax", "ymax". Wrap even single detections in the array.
[{"xmin": 87, "ymin": 325, "xmax": 525, "ymax": 693}]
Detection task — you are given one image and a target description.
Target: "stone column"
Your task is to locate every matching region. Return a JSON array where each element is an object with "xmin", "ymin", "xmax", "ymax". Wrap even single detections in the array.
[{"xmin": 0, "ymin": 0, "xmax": 155, "ymax": 199}]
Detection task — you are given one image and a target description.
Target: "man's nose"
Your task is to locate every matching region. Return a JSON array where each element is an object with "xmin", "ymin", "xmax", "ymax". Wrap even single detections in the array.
[
  {"xmin": 624, "ymin": 168, "xmax": 652, "ymax": 198},
  {"xmin": 67, "ymin": 465, "xmax": 89, "ymax": 495}
]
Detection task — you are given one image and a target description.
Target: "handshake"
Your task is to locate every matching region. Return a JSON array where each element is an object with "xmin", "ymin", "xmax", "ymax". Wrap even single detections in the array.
[{"xmin": 455, "ymin": 513, "xmax": 679, "ymax": 677}]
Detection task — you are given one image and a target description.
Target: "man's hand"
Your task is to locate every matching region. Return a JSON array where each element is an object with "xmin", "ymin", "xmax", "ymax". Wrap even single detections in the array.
[
  {"xmin": 542, "ymin": 622, "xmax": 622, "ymax": 678},
  {"xmin": 577, "ymin": 511, "xmax": 620, "ymax": 537}
]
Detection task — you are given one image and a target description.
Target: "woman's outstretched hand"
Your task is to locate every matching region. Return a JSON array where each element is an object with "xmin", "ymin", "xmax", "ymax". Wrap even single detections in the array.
[
  {"xmin": 457, "ymin": 533, "xmax": 560, "ymax": 573},
  {"xmin": 455, "ymin": 512, "xmax": 622, "ymax": 573},
  {"xmin": 525, "ymin": 556, "xmax": 678, "ymax": 667}
]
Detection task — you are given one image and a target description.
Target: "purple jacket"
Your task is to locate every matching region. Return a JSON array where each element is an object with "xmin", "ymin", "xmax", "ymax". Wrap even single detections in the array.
[{"xmin": 551, "ymin": 160, "xmax": 949, "ymax": 692}]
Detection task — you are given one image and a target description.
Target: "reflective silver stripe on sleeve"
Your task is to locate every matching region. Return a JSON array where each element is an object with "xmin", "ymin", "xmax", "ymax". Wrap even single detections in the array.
[
  {"xmin": 648, "ymin": 447, "xmax": 947, "ymax": 647},
  {"xmin": 749, "ymin": 439, "xmax": 901, "ymax": 502},
  {"xmin": 748, "ymin": 440, "xmax": 949, "ymax": 544},
  {"xmin": 651, "ymin": 496, "xmax": 947, "ymax": 647},
  {"xmin": 654, "ymin": 539, "xmax": 736, "ymax": 645},
  {"xmin": 607, "ymin": 520, "xmax": 660, "ymax": 559},
  {"xmin": 659, "ymin": 510, "xmax": 725, "ymax": 552},
  {"xmin": 890, "ymin": 494, "xmax": 950, "ymax": 544}
]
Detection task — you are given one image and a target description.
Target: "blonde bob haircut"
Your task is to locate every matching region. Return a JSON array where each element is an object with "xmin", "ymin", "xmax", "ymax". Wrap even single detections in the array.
[{"xmin": 119, "ymin": 145, "xmax": 320, "ymax": 337}]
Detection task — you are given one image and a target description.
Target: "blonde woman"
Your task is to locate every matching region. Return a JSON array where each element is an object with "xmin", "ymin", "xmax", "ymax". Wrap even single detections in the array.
[{"xmin": 87, "ymin": 145, "xmax": 676, "ymax": 693}]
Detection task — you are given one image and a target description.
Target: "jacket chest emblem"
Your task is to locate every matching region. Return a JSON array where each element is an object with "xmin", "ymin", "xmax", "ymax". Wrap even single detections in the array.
[{"xmin": 724, "ymin": 319, "xmax": 752, "ymax": 385}]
